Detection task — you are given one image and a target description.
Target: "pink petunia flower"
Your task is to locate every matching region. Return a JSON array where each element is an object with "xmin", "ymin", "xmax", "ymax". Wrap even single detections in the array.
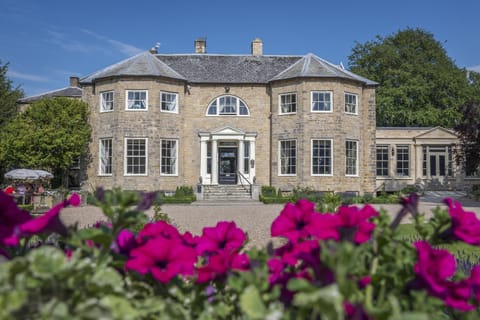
[
  {"xmin": 112, "ymin": 229, "xmax": 137, "ymax": 255},
  {"xmin": 196, "ymin": 221, "xmax": 246, "ymax": 256},
  {"xmin": 444, "ymin": 280, "xmax": 475, "ymax": 311},
  {"xmin": 336, "ymin": 204, "xmax": 378, "ymax": 244},
  {"xmin": 20, "ymin": 193, "xmax": 81, "ymax": 237},
  {"xmin": 126, "ymin": 237, "xmax": 197, "ymax": 283},
  {"xmin": 413, "ymin": 241, "xmax": 455, "ymax": 296},
  {"xmin": 444, "ymin": 198, "xmax": 480, "ymax": 245},
  {"xmin": 469, "ymin": 266, "xmax": 480, "ymax": 303},
  {"xmin": 137, "ymin": 220, "xmax": 181, "ymax": 243},
  {"xmin": 0, "ymin": 191, "xmax": 33, "ymax": 246},
  {"xmin": 271, "ymin": 199, "xmax": 330, "ymax": 242},
  {"xmin": 196, "ymin": 251, "xmax": 250, "ymax": 283}
]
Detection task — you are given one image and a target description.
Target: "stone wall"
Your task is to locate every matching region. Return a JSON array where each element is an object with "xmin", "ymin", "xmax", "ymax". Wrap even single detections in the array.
[{"xmin": 84, "ymin": 76, "xmax": 376, "ymax": 194}]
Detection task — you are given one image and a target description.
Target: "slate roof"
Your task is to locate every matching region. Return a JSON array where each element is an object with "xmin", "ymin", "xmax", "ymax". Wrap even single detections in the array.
[
  {"xmin": 80, "ymin": 51, "xmax": 185, "ymax": 83},
  {"xmin": 17, "ymin": 86, "xmax": 83, "ymax": 104},
  {"xmin": 80, "ymin": 51, "xmax": 377, "ymax": 86}
]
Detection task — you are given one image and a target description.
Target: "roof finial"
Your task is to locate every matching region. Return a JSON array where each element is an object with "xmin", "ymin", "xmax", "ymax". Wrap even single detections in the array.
[{"xmin": 149, "ymin": 42, "xmax": 161, "ymax": 54}]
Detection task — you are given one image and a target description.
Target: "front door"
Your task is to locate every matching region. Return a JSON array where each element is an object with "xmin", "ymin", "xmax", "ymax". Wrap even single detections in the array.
[{"xmin": 218, "ymin": 147, "xmax": 237, "ymax": 184}]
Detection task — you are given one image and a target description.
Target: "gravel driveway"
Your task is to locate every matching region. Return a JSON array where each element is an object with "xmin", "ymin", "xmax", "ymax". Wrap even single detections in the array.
[{"xmin": 60, "ymin": 192, "xmax": 480, "ymax": 249}]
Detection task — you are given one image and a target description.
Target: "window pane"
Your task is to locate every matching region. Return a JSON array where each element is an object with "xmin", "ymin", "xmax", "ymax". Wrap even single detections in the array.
[
  {"xmin": 280, "ymin": 94, "xmax": 297, "ymax": 114},
  {"xmin": 346, "ymin": 140, "xmax": 358, "ymax": 175},
  {"xmin": 219, "ymin": 96, "xmax": 237, "ymax": 114},
  {"xmin": 345, "ymin": 93, "xmax": 358, "ymax": 114},
  {"xmin": 161, "ymin": 140, "xmax": 177, "ymax": 175},
  {"xmin": 99, "ymin": 139, "xmax": 112, "ymax": 174},
  {"xmin": 127, "ymin": 91, "xmax": 147, "ymax": 110},
  {"xmin": 312, "ymin": 92, "xmax": 331, "ymax": 112},
  {"xmin": 396, "ymin": 145, "xmax": 409, "ymax": 176},
  {"xmin": 280, "ymin": 140, "xmax": 296, "ymax": 175},
  {"xmin": 101, "ymin": 91, "xmax": 114, "ymax": 112},
  {"xmin": 243, "ymin": 141, "xmax": 250, "ymax": 174},
  {"xmin": 125, "ymin": 139, "xmax": 146, "ymax": 174},
  {"xmin": 376, "ymin": 145, "xmax": 389, "ymax": 176},
  {"xmin": 161, "ymin": 92, "xmax": 177, "ymax": 112},
  {"xmin": 312, "ymin": 140, "xmax": 332, "ymax": 175}
]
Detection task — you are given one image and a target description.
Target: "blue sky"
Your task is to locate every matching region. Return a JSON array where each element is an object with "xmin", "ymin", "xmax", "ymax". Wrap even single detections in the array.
[{"xmin": 2, "ymin": 0, "xmax": 480, "ymax": 96}]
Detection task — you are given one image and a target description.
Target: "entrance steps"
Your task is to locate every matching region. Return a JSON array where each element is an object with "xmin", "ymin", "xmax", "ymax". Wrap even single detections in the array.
[{"xmin": 202, "ymin": 184, "xmax": 254, "ymax": 201}]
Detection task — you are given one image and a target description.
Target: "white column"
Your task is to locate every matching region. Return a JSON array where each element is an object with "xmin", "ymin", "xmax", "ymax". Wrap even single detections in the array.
[
  {"xmin": 415, "ymin": 144, "xmax": 423, "ymax": 182},
  {"xmin": 238, "ymin": 140, "xmax": 244, "ymax": 184},
  {"xmin": 211, "ymin": 140, "xmax": 218, "ymax": 184},
  {"xmin": 200, "ymin": 140, "xmax": 207, "ymax": 183},
  {"xmin": 250, "ymin": 140, "xmax": 256, "ymax": 181}
]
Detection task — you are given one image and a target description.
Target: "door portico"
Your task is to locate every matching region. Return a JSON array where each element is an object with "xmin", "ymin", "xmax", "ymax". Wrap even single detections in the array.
[{"xmin": 199, "ymin": 126, "xmax": 256, "ymax": 185}]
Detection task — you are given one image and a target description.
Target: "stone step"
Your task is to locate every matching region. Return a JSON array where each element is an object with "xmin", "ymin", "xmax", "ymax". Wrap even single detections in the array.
[{"xmin": 202, "ymin": 184, "xmax": 253, "ymax": 201}]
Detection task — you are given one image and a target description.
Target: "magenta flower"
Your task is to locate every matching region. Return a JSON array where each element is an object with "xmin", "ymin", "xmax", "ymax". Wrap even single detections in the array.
[
  {"xmin": 413, "ymin": 241, "xmax": 455, "ymax": 296},
  {"xmin": 196, "ymin": 221, "xmax": 246, "ymax": 255},
  {"xmin": 126, "ymin": 237, "xmax": 197, "ymax": 283},
  {"xmin": 469, "ymin": 266, "xmax": 480, "ymax": 303},
  {"xmin": 196, "ymin": 251, "xmax": 250, "ymax": 283},
  {"xmin": 358, "ymin": 276, "xmax": 372, "ymax": 289},
  {"xmin": 337, "ymin": 205, "xmax": 378, "ymax": 244},
  {"xmin": 20, "ymin": 193, "xmax": 80, "ymax": 237},
  {"xmin": 444, "ymin": 198, "xmax": 480, "ymax": 245},
  {"xmin": 271, "ymin": 199, "xmax": 329, "ymax": 242},
  {"xmin": 112, "ymin": 229, "xmax": 137, "ymax": 255},
  {"xmin": 444, "ymin": 280, "xmax": 475, "ymax": 311},
  {"xmin": 0, "ymin": 191, "xmax": 33, "ymax": 246},
  {"xmin": 138, "ymin": 220, "xmax": 181, "ymax": 243}
]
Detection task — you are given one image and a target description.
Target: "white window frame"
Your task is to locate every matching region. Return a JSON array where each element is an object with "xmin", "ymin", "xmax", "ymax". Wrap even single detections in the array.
[
  {"xmin": 124, "ymin": 138, "xmax": 148, "ymax": 176},
  {"xmin": 396, "ymin": 145, "xmax": 410, "ymax": 177},
  {"xmin": 206, "ymin": 95, "xmax": 250, "ymax": 116},
  {"xmin": 99, "ymin": 138, "xmax": 113, "ymax": 176},
  {"xmin": 311, "ymin": 91, "xmax": 333, "ymax": 113},
  {"xmin": 160, "ymin": 139, "xmax": 178, "ymax": 176},
  {"xmin": 278, "ymin": 140, "xmax": 297, "ymax": 176},
  {"xmin": 311, "ymin": 139, "xmax": 333, "ymax": 176},
  {"xmin": 125, "ymin": 90, "xmax": 148, "ymax": 111},
  {"xmin": 100, "ymin": 91, "xmax": 114, "ymax": 112},
  {"xmin": 279, "ymin": 93, "xmax": 297, "ymax": 115},
  {"xmin": 345, "ymin": 140, "xmax": 359, "ymax": 176},
  {"xmin": 160, "ymin": 91, "xmax": 178, "ymax": 113},
  {"xmin": 345, "ymin": 92, "xmax": 358, "ymax": 115},
  {"xmin": 376, "ymin": 145, "xmax": 389, "ymax": 177}
]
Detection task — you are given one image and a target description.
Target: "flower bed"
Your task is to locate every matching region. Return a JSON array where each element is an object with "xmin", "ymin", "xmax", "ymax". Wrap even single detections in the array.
[{"xmin": 0, "ymin": 189, "xmax": 480, "ymax": 319}]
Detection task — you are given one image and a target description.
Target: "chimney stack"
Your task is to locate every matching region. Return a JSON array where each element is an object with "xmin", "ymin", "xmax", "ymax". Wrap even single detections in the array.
[
  {"xmin": 70, "ymin": 76, "xmax": 80, "ymax": 87},
  {"xmin": 251, "ymin": 38, "xmax": 263, "ymax": 56},
  {"xmin": 194, "ymin": 38, "xmax": 206, "ymax": 54}
]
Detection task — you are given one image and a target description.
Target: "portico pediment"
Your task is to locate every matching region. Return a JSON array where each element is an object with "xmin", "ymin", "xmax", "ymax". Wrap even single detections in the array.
[
  {"xmin": 414, "ymin": 126, "xmax": 458, "ymax": 140},
  {"xmin": 211, "ymin": 126, "xmax": 245, "ymax": 136}
]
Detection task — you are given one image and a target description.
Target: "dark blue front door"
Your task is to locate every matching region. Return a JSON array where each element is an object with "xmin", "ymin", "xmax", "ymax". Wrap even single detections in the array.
[{"xmin": 218, "ymin": 148, "xmax": 237, "ymax": 184}]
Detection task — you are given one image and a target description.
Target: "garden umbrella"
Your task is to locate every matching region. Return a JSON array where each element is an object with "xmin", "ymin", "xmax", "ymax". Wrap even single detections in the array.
[
  {"xmin": 33, "ymin": 170, "xmax": 54, "ymax": 179},
  {"xmin": 4, "ymin": 169, "xmax": 41, "ymax": 180}
]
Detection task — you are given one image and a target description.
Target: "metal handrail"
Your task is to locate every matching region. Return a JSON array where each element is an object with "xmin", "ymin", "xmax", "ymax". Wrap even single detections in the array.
[{"xmin": 237, "ymin": 170, "xmax": 252, "ymax": 194}]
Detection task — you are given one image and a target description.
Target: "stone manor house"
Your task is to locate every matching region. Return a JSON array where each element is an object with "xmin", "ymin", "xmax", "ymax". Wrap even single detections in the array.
[
  {"xmin": 78, "ymin": 38, "xmax": 377, "ymax": 198},
  {"xmin": 19, "ymin": 38, "xmax": 478, "ymax": 198}
]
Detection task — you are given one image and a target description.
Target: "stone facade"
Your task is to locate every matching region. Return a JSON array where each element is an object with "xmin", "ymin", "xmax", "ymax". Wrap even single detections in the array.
[
  {"xmin": 374, "ymin": 127, "xmax": 479, "ymax": 192},
  {"xmin": 80, "ymin": 39, "xmax": 377, "ymax": 195}
]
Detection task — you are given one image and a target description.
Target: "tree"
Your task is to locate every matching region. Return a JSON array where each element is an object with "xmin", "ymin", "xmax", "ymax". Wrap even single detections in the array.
[
  {"xmin": 455, "ymin": 101, "xmax": 480, "ymax": 176},
  {"xmin": 0, "ymin": 60, "xmax": 23, "ymax": 129},
  {"xmin": 0, "ymin": 97, "xmax": 90, "ymax": 186},
  {"xmin": 348, "ymin": 28, "xmax": 471, "ymax": 127}
]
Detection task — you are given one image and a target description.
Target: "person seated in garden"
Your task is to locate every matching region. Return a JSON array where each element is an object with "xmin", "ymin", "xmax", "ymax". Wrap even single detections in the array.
[{"xmin": 3, "ymin": 185, "xmax": 15, "ymax": 195}]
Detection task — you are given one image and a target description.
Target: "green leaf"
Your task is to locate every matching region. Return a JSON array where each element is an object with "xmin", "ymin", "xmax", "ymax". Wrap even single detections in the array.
[
  {"xmin": 286, "ymin": 278, "xmax": 314, "ymax": 292},
  {"xmin": 292, "ymin": 284, "xmax": 344, "ymax": 320},
  {"xmin": 240, "ymin": 285, "xmax": 267, "ymax": 319},
  {"xmin": 28, "ymin": 247, "xmax": 66, "ymax": 278}
]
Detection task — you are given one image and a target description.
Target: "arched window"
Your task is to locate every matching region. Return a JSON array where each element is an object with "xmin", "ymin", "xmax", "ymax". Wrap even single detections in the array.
[{"xmin": 206, "ymin": 95, "xmax": 250, "ymax": 116}]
